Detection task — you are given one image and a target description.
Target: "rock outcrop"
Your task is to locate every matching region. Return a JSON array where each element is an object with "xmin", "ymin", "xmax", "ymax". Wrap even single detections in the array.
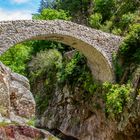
[
  {"xmin": 0, "ymin": 125, "xmax": 59, "ymax": 140},
  {"xmin": 38, "ymin": 83, "xmax": 140, "ymax": 140},
  {"xmin": 0, "ymin": 62, "xmax": 59, "ymax": 140},
  {"xmin": 38, "ymin": 85, "xmax": 116, "ymax": 140},
  {"xmin": 1, "ymin": 56, "xmax": 140, "ymax": 139},
  {"xmin": 0, "ymin": 61, "xmax": 35, "ymax": 123}
]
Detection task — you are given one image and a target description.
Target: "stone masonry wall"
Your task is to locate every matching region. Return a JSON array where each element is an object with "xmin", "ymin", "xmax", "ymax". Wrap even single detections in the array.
[{"xmin": 0, "ymin": 20, "xmax": 122, "ymax": 82}]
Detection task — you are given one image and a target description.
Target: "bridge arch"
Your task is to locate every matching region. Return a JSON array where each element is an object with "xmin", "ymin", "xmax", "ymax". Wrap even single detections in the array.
[{"xmin": 0, "ymin": 20, "xmax": 122, "ymax": 82}]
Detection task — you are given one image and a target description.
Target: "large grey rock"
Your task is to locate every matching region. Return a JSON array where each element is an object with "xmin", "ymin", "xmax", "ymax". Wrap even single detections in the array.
[
  {"xmin": 38, "ymin": 83, "xmax": 140, "ymax": 140},
  {"xmin": 0, "ymin": 125, "xmax": 59, "ymax": 140},
  {"xmin": 0, "ymin": 62, "xmax": 11, "ymax": 117},
  {"xmin": 0, "ymin": 62, "xmax": 35, "ymax": 123},
  {"xmin": 38, "ymin": 85, "xmax": 116, "ymax": 140}
]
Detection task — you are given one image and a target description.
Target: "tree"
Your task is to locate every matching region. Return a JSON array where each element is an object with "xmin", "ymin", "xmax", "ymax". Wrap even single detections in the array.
[
  {"xmin": 94, "ymin": 0, "xmax": 115, "ymax": 21},
  {"xmin": 55, "ymin": 0, "xmax": 94, "ymax": 25},
  {"xmin": 0, "ymin": 44, "xmax": 32, "ymax": 76},
  {"xmin": 33, "ymin": 8, "xmax": 71, "ymax": 20},
  {"xmin": 38, "ymin": 0, "xmax": 55, "ymax": 12}
]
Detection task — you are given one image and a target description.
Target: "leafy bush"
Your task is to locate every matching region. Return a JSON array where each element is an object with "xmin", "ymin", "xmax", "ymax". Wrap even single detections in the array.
[
  {"xmin": 30, "ymin": 40, "xmax": 70, "ymax": 56},
  {"xmin": 57, "ymin": 51, "xmax": 99, "ymax": 100},
  {"xmin": 57, "ymin": 52, "xmax": 86, "ymax": 84},
  {"xmin": 103, "ymin": 82, "xmax": 133, "ymax": 117},
  {"xmin": 28, "ymin": 49, "xmax": 63, "ymax": 115},
  {"xmin": 112, "ymin": 53, "xmax": 124, "ymax": 82},
  {"xmin": 119, "ymin": 13, "xmax": 135, "ymax": 29},
  {"xmin": 33, "ymin": 8, "xmax": 71, "ymax": 20},
  {"xmin": 0, "ymin": 44, "xmax": 32, "ymax": 76},
  {"xmin": 94, "ymin": 0, "xmax": 115, "ymax": 21},
  {"xmin": 119, "ymin": 24, "xmax": 140, "ymax": 64},
  {"xmin": 112, "ymin": 28, "xmax": 122, "ymax": 35},
  {"xmin": 112, "ymin": 24, "xmax": 140, "ymax": 82},
  {"xmin": 29, "ymin": 49, "xmax": 62, "ymax": 79},
  {"xmin": 100, "ymin": 20, "xmax": 113, "ymax": 33},
  {"xmin": 89, "ymin": 13, "xmax": 102, "ymax": 29}
]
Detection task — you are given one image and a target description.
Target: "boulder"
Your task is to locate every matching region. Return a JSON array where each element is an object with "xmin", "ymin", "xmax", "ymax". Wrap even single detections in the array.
[{"xmin": 0, "ymin": 61, "xmax": 35, "ymax": 123}]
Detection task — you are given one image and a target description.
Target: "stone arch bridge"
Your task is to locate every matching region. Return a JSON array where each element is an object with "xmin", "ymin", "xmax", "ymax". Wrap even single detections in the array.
[{"xmin": 0, "ymin": 20, "xmax": 122, "ymax": 82}]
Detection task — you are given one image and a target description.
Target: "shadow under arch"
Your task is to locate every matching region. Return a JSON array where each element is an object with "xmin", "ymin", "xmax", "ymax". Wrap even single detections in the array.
[{"xmin": 0, "ymin": 20, "xmax": 123, "ymax": 82}]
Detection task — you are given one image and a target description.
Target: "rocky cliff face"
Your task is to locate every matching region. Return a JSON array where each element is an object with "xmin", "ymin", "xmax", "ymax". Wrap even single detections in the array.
[
  {"xmin": 0, "ymin": 62, "xmax": 59, "ymax": 140},
  {"xmin": 37, "ymin": 83, "xmax": 140, "ymax": 140},
  {"xmin": 0, "ymin": 61, "xmax": 35, "ymax": 123},
  {"xmin": 37, "ymin": 85, "xmax": 116, "ymax": 140},
  {"xmin": 1, "ymin": 59, "xmax": 140, "ymax": 140},
  {"xmin": 0, "ymin": 125, "xmax": 59, "ymax": 140},
  {"xmin": 29, "ymin": 51, "xmax": 140, "ymax": 140}
]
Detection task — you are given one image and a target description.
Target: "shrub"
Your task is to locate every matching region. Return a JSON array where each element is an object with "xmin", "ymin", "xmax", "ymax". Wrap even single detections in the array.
[
  {"xmin": 89, "ymin": 13, "xmax": 102, "ymax": 29},
  {"xmin": 28, "ymin": 49, "xmax": 63, "ymax": 115},
  {"xmin": 112, "ymin": 28, "xmax": 122, "ymax": 35},
  {"xmin": 29, "ymin": 49, "xmax": 62, "ymax": 78},
  {"xmin": 57, "ymin": 52, "xmax": 86, "ymax": 84},
  {"xmin": 119, "ymin": 24, "xmax": 140, "ymax": 64},
  {"xmin": 33, "ymin": 8, "xmax": 71, "ymax": 20},
  {"xmin": 100, "ymin": 20, "xmax": 113, "ymax": 32},
  {"xmin": 0, "ymin": 44, "xmax": 32, "ymax": 76},
  {"xmin": 103, "ymin": 82, "xmax": 133, "ymax": 117},
  {"xmin": 94, "ymin": 0, "xmax": 115, "ymax": 21}
]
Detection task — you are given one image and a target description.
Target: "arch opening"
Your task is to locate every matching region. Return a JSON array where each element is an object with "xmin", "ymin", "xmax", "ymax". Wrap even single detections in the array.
[{"xmin": 0, "ymin": 20, "xmax": 123, "ymax": 82}]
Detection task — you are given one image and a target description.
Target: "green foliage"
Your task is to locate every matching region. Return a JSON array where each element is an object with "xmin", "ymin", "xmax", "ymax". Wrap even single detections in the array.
[
  {"xmin": 26, "ymin": 118, "xmax": 35, "ymax": 126},
  {"xmin": 112, "ymin": 24, "xmax": 140, "ymax": 82},
  {"xmin": 119, "ymin": 13, "xmax": 135, "ymax": 29},
  {"xmin": 92, "ymin": 0, "xmax": 140, "ymax": 34},
  {"xmin": 112, "ymin": 53, "xmax": 123, "ymax": 82},
  {"xmin": 95, "ymin": 0, "xmax": 115, "ymax": 21},
  {"xmin": 119, "ymin": 24, "xmax": 140, "ymax": 64},
  {"xmin": 82, "ymin": 71, "xmax": 99, "ymax": 95},
  {"xmin": 111, "ymin": 12, "xmax": 136, "ymax": 35},
  {"xmin": 35, "ymin": 93, "xmax": 50, "ymax": 115},
  {"xmin": 33, "ymin": 8, "xmax": 71, "ymax": 20},
  {"xmin": 56, "ymin": 0, "xmax": 82, "ymax": 13},
  {"xmin": 0, "ymin": 44, "xmax": 32, "ymax": 76},
  {"xmin": 112, "ymin": 28, "xmax": 122, "ymax": 36},
  {"xmin": 57, "ymin": 52, "xmax": 86, "ymax": 84},
  {"xmin": 103, "ymin": 82, "xmax": 133, "ymax": 117},
  {"xmin": 57, "ymin": 51, "xmax": 99, "ymax": 99},
  {"xmin": 56, "ymin": 0, "xmax": 92, "ymax": 16},
  {"xmin": 29, "ymin": 49, "xmax": 62, "ymax": 79},
  {"xmin": 89, "ymin": 13, "xmax": 102, "ymax": 29},
  {"xmin": 30, "ymin": 40, "xmax": 71, "ymax": 56},
  {"xmin": 28, "ymin": 49, "xmax": 63, "ymax": 115},
  {"xmin": 114, "ymin": 0, "xmax": 140, "ymax": 16},
  {"xmin": 100, "ymin": 20, "xmax": 113, "ymax": 33},
  {"xmin": 55, "ymin": 0, "xmax": 94, "ymax": 24}
]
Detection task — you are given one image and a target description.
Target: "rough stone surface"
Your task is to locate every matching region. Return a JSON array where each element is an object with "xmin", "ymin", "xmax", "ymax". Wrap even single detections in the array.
[
  {"xmin": 37, "ymin": 83, "xmax": 140, "ymax": 140},
  {"xmin": 0, "ymin": 125, "xmax": 59, "ymax": 140},
  {"xmin": 0, "ymin": 63, "xmax": 10, "ymax": 117},
  {"xmin": 0, "ymin": 62, "xmax": 35, "ymax": 123},
  {"xmin": 38, "ymin": 85, "xmax": 116, "ymax": 140},
  {"xmin": 0, "ymin": 62, "xmax": 59, "ymax": 140},
  {"xmin": 0, "ymin": 20, "xmax": 123, "ymax": 82}
]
